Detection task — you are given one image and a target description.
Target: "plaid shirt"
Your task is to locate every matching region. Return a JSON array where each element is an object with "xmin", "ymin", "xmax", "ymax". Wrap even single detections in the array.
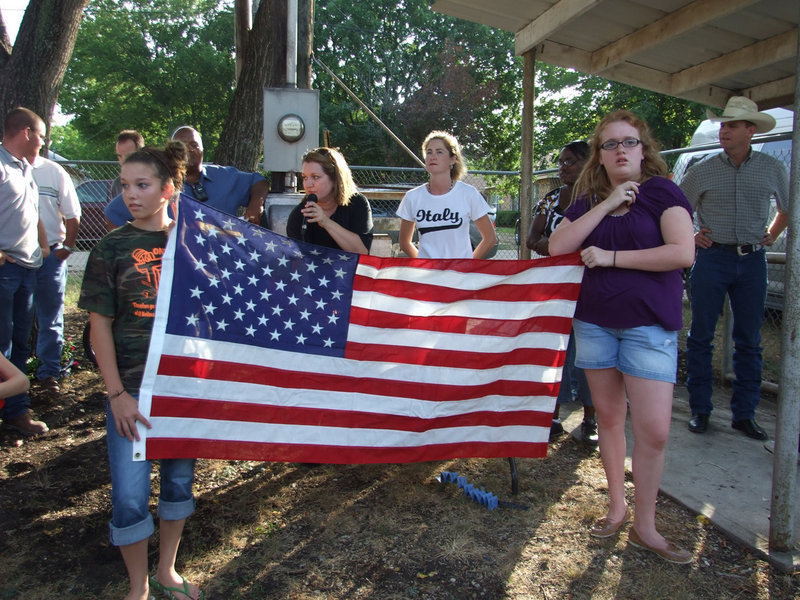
[{"xmin": 679, "ymin": 149, "xmax": 788, "ymax": 245}]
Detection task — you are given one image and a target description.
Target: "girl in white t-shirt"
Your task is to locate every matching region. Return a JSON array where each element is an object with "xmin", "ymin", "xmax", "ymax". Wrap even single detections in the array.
[{"xmin": 397, "ymin": 131, "xmax": 497, "ymax": 259}]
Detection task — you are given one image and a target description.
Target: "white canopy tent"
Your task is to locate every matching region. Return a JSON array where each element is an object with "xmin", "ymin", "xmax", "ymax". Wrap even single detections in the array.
[{"xmin": 431, "ymin": 0, "xmax": 800, "ymax": 556}]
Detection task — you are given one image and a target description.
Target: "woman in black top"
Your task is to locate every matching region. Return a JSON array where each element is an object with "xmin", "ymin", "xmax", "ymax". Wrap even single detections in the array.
[{"xmin": 287, "ymin": 147, "xmax": 374, "ymax": 254}]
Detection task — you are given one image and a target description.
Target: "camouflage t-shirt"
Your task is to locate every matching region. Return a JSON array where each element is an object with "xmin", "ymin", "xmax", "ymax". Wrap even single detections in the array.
[{"xmin": 78, "ymin": 224, "xmax": 169, "ymax": 394}]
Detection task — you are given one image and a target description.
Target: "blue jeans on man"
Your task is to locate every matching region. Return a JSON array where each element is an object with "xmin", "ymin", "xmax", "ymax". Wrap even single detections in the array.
[
  {"xmin": 0, "ymin": 262, "xmax": 36, "ymax": 420},
  {"xmin": 34, "ymin": 251, "xmax": 68, "ymax": 379},
  {"xmin": 686, "ymin": 246, "xmax": 766, "ymax": 421}
]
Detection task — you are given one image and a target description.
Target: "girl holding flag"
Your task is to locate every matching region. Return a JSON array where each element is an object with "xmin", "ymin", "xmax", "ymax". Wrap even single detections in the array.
[{"xmin": 79, "ymin": 142, "xmax": 204, "ymax": 600}]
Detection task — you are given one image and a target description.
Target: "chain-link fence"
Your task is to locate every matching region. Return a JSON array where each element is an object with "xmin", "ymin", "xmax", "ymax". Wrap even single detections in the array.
[
  {"xmin": 59, "ymin": 136, "xmax": 791, "ymax": 390},
  {"xmin": 56, "ymin": 160, "xmax": 120, "ymax": 252}
]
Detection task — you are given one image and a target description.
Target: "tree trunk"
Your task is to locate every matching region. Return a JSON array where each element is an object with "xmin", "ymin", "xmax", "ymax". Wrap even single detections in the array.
[
  {"xmin": 215, "ymin": 0, "xmax": 286, "ymax": 170},
  {"xmin": 216, "ymin": 0, "xmax": 313, "ymax": 170},
  {"xmin": 297, "ymin": 0, "xmax": 314, "ymax": 90},
  {"xmin": 0, "ymin": 0, "xmax": 88, "ymax": 138}
]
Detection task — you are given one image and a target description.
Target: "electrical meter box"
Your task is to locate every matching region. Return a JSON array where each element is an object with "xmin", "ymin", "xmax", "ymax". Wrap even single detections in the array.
[{"xmin": 263, "ymin": 88, "xmax": 320, "ymax": 172}]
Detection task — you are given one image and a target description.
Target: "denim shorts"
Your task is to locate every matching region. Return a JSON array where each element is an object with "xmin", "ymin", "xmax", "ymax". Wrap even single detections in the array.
[
  {"xmin": 572, "ymin": 319, "xmax": 678, "ymax": 384},
  {"xmin": 106, "ymin": 402, "xmax": 196, "ymax": 546}
]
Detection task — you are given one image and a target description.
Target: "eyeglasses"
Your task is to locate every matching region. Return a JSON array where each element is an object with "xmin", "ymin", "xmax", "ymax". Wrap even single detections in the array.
[
  {"xmin": 600, "ymin": 138, "xmax": 641, "ymax": 151},
  {"xmin": 191, "ymin": 182, "xmax": 209, "ymax": 202},
  {"xmin": 558, "ymin": 158, "xmax": 579, "ymax": 167}
]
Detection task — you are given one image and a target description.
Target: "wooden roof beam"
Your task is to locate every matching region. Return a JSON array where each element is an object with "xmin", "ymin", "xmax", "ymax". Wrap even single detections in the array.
[
  {"xmin": 671, "ymin": 28, "xmax": 798, "ymax": 95},
  {"xmin": 515, "ymin": 0, "xmax": 601, "ymax": 56},
  {"xmin": 741, "ymin": 76, "xmax": 797, "ymax": 110},
  {"xmin": 591, "ymin": 0, "xmax": 761, "ymax": 73},
  {"xmin": 535, "ymin": 40, "xmax": 732, "ymax": 107}
]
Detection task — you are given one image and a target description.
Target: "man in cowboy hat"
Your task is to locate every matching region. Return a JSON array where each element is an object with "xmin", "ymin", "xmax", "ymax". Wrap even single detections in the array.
[{"xmin": 680, "ymin": 96, "xmax": 789, "ymax": 441}]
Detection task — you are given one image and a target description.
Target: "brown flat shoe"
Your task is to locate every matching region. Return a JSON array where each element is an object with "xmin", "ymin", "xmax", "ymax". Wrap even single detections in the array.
[
  {"xmin": 590, "ymin": 507, "xmax": 631, "ymax": 538},
  {"xmin": 628, "ymin": 527, "xmax": 692, "ymax": 564}
]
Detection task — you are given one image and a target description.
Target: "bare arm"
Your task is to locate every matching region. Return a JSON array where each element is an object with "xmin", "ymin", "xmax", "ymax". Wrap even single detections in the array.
[
  {"xmin": 472, "ymin": 215, "xmax": 498, "ymax": 259},
  {"xmin": 399, "ymin": 219, "xmax": 418, "ymax": 258},
  {"xmin": 53, "ymin": 217, "xmax": 81, "ymax": 261},
  {"xmin": 245, "ymin": 180, "xmax": 269, "ymax": 224},
  {"xmin": 0, "ymin": 355, "xmax": 30, "ymax": 398},
  {"xmin": 526, "ymin": 213, "xmax": 549, "ymax": 255},
  {"xmin": 89, "ymin": 312, "xmax": 151, "ymax": 440},
  {"xmin": 301, "ymin": 200, "xmax": 369, "ymax": 254},
  {"xmin": 580, "ymin": 206, "xmax": 695, "ymax": 271},
  {"xmin": 549, "ymin": 182, "xmax": 639, "ymax": 256},
  {"xmin": 762, "ymin": 210, "xmax": 788, "ymax": 246}
]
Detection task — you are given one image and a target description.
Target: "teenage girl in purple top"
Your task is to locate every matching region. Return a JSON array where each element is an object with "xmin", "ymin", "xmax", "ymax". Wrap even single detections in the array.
[{"xmin": 549, "ymin": 110, "xmax": 695, "ymax": 564}]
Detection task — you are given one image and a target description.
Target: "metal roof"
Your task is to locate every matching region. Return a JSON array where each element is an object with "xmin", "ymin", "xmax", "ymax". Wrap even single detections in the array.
[{"xmin": 431, "ymin": 0, "xmax": 799, "ymax": 109}]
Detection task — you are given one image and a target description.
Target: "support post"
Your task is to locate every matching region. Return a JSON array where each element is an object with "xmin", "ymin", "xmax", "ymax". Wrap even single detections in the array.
[
  {"xmin": 519, "ymin": 48, "xmax": 536, "ymax": 260},
  {"xmin": 769, "ymin": 25, "xmax": 800, "ymax": 552}
]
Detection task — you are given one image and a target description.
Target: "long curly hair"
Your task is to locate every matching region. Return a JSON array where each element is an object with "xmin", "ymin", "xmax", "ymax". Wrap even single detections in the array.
[
  {"xmin": 572, "ymin": 110, "xmax": 667, "ymax": 205},
  {"xmin": 302, "ymin": 147, "xmax": 358, "ymax": 206}
]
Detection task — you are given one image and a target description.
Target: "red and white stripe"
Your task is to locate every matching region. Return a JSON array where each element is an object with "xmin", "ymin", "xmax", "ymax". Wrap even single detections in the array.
[{"xmin": 136, "ymin": 251, "xmax": 583, "ymax": 463}]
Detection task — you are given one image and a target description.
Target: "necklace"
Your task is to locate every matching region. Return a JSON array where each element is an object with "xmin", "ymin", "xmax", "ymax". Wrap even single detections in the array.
[{"xmin": 426, "ymin": 180, "xmax": 455, "ymax": 195}]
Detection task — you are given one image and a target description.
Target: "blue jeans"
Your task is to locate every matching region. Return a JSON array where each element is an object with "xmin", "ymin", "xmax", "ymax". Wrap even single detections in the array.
[
  {"xmin": 573, "ymin": 319, "xmax": 678, "ymax": 383},
  {"xmin": 556, "ymin": 331, "xmax": 592, "ymax": 407},
  {"xmin": 0, "ymin": 262, "xmax": 36, "ymax": 420},
  {"xmin": 35, "ymin": 251, "xmax": 68, "ymax": 379},
  {"xmin": 686, "ymin": 246, "xmax": 766, "ymax": 420},
  {"xmin": 106, "ymin": 403, "xmax": 196, "ymax": 546}
]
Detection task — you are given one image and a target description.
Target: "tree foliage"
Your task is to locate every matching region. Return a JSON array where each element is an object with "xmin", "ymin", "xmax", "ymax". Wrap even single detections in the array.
[
  {"xmin": 50, "ymin": 0, "xmax": 706, "ymax": 176},
  {"xmin": 58, "ymin": 0, "xmax": 235, "ymax": 160},
  {"xmin": 313, "ymin": 0, "xmax": 522, "ymax": 172},
  {"xmin": 534, "ymin": 63, "xmax": 707, "ymax": 170},
  {"xmin": 0, "ymin": 0, "xmax": 88, "ymax": 138}
]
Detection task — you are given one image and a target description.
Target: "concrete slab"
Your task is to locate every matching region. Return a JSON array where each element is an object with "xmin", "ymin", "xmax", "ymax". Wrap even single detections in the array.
[{"xmin": 560, "ymin": 384, "xmax": 800, "ymax": 572}]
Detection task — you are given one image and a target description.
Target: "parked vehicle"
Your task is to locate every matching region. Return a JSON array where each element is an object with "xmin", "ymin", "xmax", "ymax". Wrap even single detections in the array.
[
  {"xmin": 672, "ymin": 108, "xmax": 793, "ymax": 311},
  {"xmin": 75, "ymin": 179, "xmax": 113, "ymax": 249}
]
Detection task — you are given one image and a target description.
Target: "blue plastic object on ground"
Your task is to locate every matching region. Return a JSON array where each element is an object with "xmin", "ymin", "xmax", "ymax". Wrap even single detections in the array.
[{"xmin": 439, "ymin": 471, "xmax": 499, "ymax": 510}]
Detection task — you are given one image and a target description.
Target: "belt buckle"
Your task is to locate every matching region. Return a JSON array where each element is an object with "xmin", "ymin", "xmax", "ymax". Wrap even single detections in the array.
[{"xmin": 737, "ymin": 244, "xmax": 755, "ymax": 256}]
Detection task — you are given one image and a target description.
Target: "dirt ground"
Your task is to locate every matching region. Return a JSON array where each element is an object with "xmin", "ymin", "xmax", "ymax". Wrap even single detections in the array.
[{"xmin": 1, "ymin": 308, "xmax": 799, "ymax": 600}]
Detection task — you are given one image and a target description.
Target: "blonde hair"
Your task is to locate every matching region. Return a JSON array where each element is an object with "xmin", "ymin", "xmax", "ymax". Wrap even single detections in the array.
[
  {"xmin": 573, "ymin": 110, "xmax": 667, "ymax": 206},
  {"xmin": 302, "ymin": 147, "xmax": 358, "ymax": 206},
  {"xmin": 422, "ymin": 130, "xmax": 466, "ymax": 181}
]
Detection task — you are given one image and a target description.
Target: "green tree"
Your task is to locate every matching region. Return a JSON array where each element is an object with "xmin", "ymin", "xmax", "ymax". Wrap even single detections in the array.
[
  {"xmin": 534, "ymin": 64, "xmax": 706, "ymax": 169},
  {"xmin": 58, "ymin": 0, "xmax": 235, "ymax": 160},
  {"xmin": 313, "ymin": 0, "xmax": 523, "ymax": 172}
]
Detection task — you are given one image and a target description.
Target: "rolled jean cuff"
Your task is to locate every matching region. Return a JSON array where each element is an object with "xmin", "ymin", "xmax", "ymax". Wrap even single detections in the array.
[
  {"xmin": 109, "ymin": 513, "xmax": 155, "ymax": 547},
  {"xmin": 158, "ymin": 496, "xmax": 196, "ymax": 522}
]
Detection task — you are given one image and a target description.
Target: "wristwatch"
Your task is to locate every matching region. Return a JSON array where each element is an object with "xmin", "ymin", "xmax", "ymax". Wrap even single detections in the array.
[{"xmin": 61, "ymin": 244, "xmax": 74, "ymax": 254}]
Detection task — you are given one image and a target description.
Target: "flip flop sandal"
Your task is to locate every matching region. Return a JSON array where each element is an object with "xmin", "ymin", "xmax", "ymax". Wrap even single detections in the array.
[{"xmin": 149, "ymin": 576, "xmax": 205, "ymax": 600}]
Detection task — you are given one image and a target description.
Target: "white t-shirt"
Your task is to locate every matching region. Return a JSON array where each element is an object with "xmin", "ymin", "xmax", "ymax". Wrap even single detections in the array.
[
  {"xmin": 31, "ymin": 156, "xmax": 81, "ymax": 246},
  {"xmin": 397, "ymin": 180, "xmax": 490, "ymax": 259}
]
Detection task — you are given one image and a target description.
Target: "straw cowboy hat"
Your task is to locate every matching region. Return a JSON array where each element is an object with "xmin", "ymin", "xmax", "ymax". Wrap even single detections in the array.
[{"xmin": 706, "ymin": 96, "xmax": 775, "ymax": 134}]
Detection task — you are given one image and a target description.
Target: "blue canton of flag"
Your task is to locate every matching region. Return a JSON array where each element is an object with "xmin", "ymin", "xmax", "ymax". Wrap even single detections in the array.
[{"xmin": 167, "ymin": 202, "xmax": 359, "ymax": 358}]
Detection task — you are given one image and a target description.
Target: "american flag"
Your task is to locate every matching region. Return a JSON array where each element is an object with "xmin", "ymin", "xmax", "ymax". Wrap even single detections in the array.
[{"xmin": 134, "ymin": 198, "xmax": 583, "ymax": 463}]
